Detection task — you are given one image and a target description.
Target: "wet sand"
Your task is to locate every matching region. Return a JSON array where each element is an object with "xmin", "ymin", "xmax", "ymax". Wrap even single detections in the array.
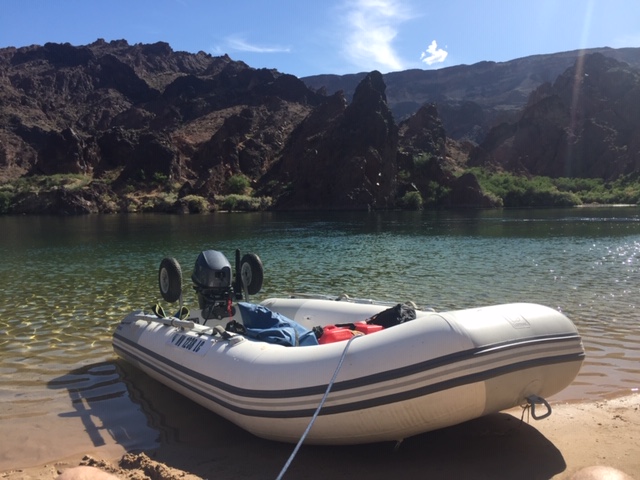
[{"xmin": 1, "ymin": 393, "xmax": 637, "ymax": 480}]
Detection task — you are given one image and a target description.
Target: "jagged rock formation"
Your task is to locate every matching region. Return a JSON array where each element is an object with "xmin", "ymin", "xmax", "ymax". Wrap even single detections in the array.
[
  {"xmin": 261, "ymin": 71, "xmax": 398, "ymax": 210},
  {"xmin": 395, "ymin": 103, "xmax": 450, "ymax": 200},
  {"xmin": 303, "ymin": 47, "xmax": 640, "ymax": 143},
  {"xmin": 3, "ymin": 40, "xmax": 464, "ymax": 213},
  {"xmin": 469, "ymin": 54, "xmax": 640, "ymax": 179},
  {"xmin": 393, "ymin": 103, "xmax": 499, "ymax": 207},
  {"xmin": 0, "ymin": 40, "xmax": 330, "ymax": 212}
]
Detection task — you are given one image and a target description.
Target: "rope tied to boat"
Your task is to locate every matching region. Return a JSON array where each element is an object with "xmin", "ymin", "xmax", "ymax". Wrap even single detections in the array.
[{"xmin": 276, "ymin": 334, "xmax": 360, "ymax": 480}]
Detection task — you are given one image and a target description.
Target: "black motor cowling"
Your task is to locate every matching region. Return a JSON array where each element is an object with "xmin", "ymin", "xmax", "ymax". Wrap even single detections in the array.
[
  {"xmin": 192, "ymin": 250, "xmax": 233, "ymax": 291},
  {"xmin": 191, "ymin": 249, "xmax": 264, "ymax": 321},
  {"xmin": 192, "ymin": 250, "xmax": 235, "ymax": 319}
]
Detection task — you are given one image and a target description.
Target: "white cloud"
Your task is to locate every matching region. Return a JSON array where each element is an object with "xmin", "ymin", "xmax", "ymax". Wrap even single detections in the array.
[
  {"xmin": 420, "ymin": 40, "xmax": 448, "ymax": 66},
  {"xmin": 222, "ymin": 35, "xmax": 291, "ymax": 54},
  {"xmin": 341, "ymin": 0, "xmax": 411, "ymax": 72}
]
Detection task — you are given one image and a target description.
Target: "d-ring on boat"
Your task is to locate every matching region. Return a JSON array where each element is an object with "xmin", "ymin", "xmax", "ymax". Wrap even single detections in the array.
[{"xmin": 112, "ymin": 249, "xmax": 585, "ymax": 445}]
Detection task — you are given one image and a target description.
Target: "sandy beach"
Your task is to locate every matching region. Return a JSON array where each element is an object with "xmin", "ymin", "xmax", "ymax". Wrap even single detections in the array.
[{"xmin": 1, "ymin": 393, "xmax": 637, "ymax": 480}]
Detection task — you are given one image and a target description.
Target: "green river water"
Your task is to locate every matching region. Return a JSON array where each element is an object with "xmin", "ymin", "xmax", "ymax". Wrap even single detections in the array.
[{"xmin": 0, "ymin": 208, "xmax": 638, "ymax": 467}]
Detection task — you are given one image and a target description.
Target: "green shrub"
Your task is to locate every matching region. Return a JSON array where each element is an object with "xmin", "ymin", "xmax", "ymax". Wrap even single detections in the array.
[
  {"xmin": 467, "ymin": 167, "xmax": 640, "ymax": 205},
  {"xmin": 413, "ymin": 153, "xmax": 432, "ymax": 168},
  {"xmin": 153, "ymin": 172, "xmax": 169, "ymax": 186},
  {"xmin": 397, "ymin": 169, "xmax": 411, "ymax": 182},
  {"xmin": 3, "ymin": 174, "xmax": 91, "ymax": 193},
  {"xmin": 258, "ymin": 196, "xmax": 273, "ymax": 210},
  {"xmin": 221, "ymin": 195, "xmax": 238, "ymax": 211},
  {"xmin": 122, "ymin": 184, "xmax": 136, "ymax": 194},
  {"xmin": 220, "ymin": 194, "xmax": 271, "ymax": 212},
  {"xmin": 469, "ymin": 168, "xmax": 582, "ymax": 207},
  {"xmin": 0, "ymin": 191, "xmax": 12, "ymax": 214},
  {"xmin": 400, "ymin": 191, "xmax": 423, "ymax": 210},
  {"xmin": 182, "ymin": 195, "xmax": 210, "ymax": 213},
  {"xmin": 227, "ymin": 175, "xmax": 251, "ymax": 195},
  {"xmin": 424, "ymin": 181, "xmax": 451, "ymax": 206},
  {"xmin": 149, "ymin": 193, "xmax": 178, "ymax": 212}
]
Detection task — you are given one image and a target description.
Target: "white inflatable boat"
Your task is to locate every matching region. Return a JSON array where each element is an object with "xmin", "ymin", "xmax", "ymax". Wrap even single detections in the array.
[{"xmin": 112, "ymin": 250, "xmax": 585, "ymax": 445}]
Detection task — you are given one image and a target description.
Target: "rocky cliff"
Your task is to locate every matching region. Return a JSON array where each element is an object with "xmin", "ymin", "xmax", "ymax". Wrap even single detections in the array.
[
  {"xmin": 1, "ymin": 40, "xmax": 639, "ymax": 214},
  {"xmin": 303, "ymin": 47, "xmax": 640, "ymax": 143},
  {"xmin": 469, "ymin": 53, "xmax": 640, "ymax": 179},
  {"xmin": 0, "ymin": 40, "xmax": 325, "ymax": 212},
  {"xmin": 261, "ymin": 71, "xmax": 398, "ymax": 210},
  {"xmin": 1, "ymin": 39, "xmax": 475, "ymax": 213}
]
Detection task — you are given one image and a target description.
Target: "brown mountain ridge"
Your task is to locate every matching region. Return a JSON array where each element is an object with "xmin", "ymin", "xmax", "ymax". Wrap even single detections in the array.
[
  {"xmin": 303, "ymin": 47, "xmax": 640, "ymax": 143},
  {"xmin": 1, "ymin": 40, "xmax": 639, "ymax": 213}
]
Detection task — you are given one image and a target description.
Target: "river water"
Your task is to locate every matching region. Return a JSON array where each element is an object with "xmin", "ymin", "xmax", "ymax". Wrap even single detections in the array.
[{"xmin": 0, "ymin": 208, "xmax": 639, "ymax": 467}]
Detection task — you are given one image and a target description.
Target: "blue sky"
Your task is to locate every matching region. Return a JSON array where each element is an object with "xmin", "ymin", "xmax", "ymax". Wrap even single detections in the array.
[{"xmin": 1, "ymin": 0, "xmax": 639, "ymax": 78}]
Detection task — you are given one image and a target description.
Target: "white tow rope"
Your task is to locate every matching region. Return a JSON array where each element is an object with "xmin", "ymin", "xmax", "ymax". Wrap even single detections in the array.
[{"xmin": 276, "ymin": 335, "xmax": 359, "ymax": 480}]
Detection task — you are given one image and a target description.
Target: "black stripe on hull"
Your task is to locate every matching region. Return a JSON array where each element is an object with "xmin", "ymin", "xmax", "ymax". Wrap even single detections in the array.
[{"xmin": 113, "ymin": 331, "xmax": 584, "ymax": 419}]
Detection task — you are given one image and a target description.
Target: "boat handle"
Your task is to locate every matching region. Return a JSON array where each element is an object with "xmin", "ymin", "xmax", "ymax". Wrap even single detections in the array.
[{"xmin": 526, "ymin": 395, "xmax": 552, "ymax": 420}]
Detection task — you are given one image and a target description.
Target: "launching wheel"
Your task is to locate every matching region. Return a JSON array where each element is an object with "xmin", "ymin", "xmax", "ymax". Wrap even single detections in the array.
[
  {"xmin": 240, "ymin": 253, "xmax": 264, "ymax": 295},
  {"xmin": 159, "ymin": 257, "xmax": 183, "ymax": 303}
]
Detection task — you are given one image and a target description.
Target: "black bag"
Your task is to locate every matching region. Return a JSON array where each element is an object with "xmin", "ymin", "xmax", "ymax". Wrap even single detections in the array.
[{"xmin": 367, "ymin": 303, "xmax": 416, "ymax": 329}]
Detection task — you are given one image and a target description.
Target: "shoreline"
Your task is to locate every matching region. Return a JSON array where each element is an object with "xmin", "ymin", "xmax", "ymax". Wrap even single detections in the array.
[{"xmin": 1, "ymin": 393, "xmax": 637, "ymax": 480}]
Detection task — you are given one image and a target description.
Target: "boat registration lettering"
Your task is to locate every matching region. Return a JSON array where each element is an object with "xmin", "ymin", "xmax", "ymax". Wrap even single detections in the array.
[
  {"xmin": 505, "ymin": 315, "xmax": 530, "ymax": 329},
  {"xmin": 169, "ymin": 332, "xmax": 208, "ymax": 354}
]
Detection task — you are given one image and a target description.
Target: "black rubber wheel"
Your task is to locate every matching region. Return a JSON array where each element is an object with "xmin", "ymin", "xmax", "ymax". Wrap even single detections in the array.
[
  {"xmin": 240, "ymin": 253, "xmax": 264, "ymax": 295},
  {"xmin": 158, "ymin": 257, "xmax": 183, "ymax": 303}
]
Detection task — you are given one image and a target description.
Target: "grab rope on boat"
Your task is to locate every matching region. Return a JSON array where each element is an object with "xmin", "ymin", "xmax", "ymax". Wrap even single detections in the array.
[
  {"xmin": 276, "ymin": 335, "xmax": 360, "ymax": 480},
  {"xmin": 521, "ymin": 395, "xmax": 552, "ymax": 422}
]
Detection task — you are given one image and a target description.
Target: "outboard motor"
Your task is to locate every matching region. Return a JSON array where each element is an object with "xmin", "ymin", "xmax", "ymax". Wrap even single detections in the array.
[
  {"xmin": 192, "ymin": 250, "xmax": 236, "ymax": 320},
  {"xmin": 190, "ymin": 248, "xmax": 264, "ymax": 322}
]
